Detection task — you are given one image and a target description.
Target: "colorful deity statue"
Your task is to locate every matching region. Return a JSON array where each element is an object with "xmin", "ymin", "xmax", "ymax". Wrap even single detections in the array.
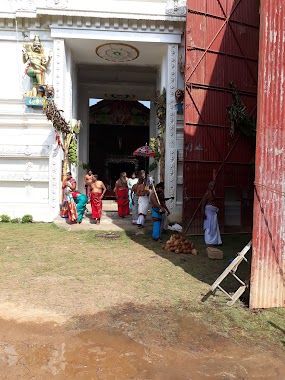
[{"xmin": 22, "ymin": 35, "xmax": 52, "ymax": 97}]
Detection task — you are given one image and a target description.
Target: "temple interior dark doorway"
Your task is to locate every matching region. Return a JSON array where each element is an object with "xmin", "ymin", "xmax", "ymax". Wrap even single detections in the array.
[{"xmin": 88, "ymin": 99, "xmax": 150, "ymax": 193}]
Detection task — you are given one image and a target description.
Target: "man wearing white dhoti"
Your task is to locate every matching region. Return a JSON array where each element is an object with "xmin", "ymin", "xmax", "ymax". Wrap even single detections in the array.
[
  {"xmin": 136, "ymin": 177, "xmax": 149, "ymax": 228},
  {"xmin": 201, "ymin": 181, "xmax": 222, "ymax": 245}
]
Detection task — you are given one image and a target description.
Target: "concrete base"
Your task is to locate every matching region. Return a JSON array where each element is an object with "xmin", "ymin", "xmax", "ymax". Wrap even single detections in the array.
[{"xmin": 54, "ymin": 200, "xmax": 152, "ymax": 232}]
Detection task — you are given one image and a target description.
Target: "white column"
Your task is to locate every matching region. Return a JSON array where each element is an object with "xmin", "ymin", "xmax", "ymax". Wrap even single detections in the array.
[
  {"xmin": 52, "ymin": 39, "xmax": 66, "ymax": 111},
  {"xmin": 77, "ymin": 85, "xmax": 90, "ymax": 192},
  {"xmin": 50, "ymin": 38, "xmax": 66, "ymax": 213},
  {"xmin": 164, "ymin": 44, "xmax": 178, "ymax": 212},
  {"xmin": 49, "ymin": 138, "xmax": 62, "ymax": 217}
]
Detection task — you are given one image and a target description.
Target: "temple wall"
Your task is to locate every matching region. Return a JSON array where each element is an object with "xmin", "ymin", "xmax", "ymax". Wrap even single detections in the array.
[
  {"xmin": 0, "ymin": 116, "xmax": 62, "ymax": 222},
  {"xmin": 0, "ymin": 1, "xmax": 186, "ymax": 221},
  {"xmin": 0, "ymin": 41, "xmax": 23, "ymax": 99},
  {"xmin": 0, "ymin": 31, "xmax": 64, "ymax": 222}
]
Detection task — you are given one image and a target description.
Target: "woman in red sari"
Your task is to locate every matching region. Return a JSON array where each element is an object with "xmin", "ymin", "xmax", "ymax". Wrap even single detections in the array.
[{"xmin": 114, "ymin": 172, "xmax": 129, "ymax": 218}]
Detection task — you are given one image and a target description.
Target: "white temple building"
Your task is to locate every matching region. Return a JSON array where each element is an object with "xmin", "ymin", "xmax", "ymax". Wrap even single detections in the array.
[{"xmin": 0, "ymin": 0, "xmax": 186, "ymax": 222}]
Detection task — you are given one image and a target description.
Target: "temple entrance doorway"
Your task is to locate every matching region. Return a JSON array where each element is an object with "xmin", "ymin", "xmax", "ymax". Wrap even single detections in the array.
[{"xmin": 89, "ymin": 98, "xmax": 150, "ymax": 197}]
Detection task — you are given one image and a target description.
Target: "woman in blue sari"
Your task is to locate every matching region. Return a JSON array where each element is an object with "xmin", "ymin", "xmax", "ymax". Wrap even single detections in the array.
[{"xmin": 71, "ymin": 191, "xmax": 88, "ymax": 224}]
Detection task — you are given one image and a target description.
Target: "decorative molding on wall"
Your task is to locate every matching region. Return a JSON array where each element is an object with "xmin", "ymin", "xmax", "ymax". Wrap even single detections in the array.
[
  {"xmin": 166, "ymin": 0, "xmax": 186, "ymax": 16},
  {"xmin": 49, "ymin": 21, "xmax": 184, "ymax": 43},
  {"xmin": 0, "ymin": 158, "xmax": 49, "ymax": 182},
  {"xmin": 0, "ymin": 172, "xmax": 49, "ymax": 182},
  {"xmin": 0, "ymin": 99, "xmax": 24, "ymax": 105},
  {"xmin": 96, "ymin": 43, "xmax": 139, "ymax": 63},
  {"xmin": 0, "ymin": 12, "xmax": 185, "ymax": 27},
  {"xmin": 53, "ymin": 39, "xmax": 65, "ymax": 110},
  {"xmin": 165, "ymin": 43, "xmax": 178, "ymax": 213},
  {"xmin": 9, "ymin": 0, "xmax": 68, "ymax": 12},
  {"xmin": 0, "ymin": 14, "xmax": 185, "ymax": 46},
  {"xmin": 38, "ymin": 12, "xmax": 185, "ymax": 23},
  {"xmin": 23, "ymin": 160, "xmax": 33, "ymax": 181},
  {"xmin": 25, "ymin": 184, "xmax": 33, "ymax": 197},
  {"xmin": 49, "ymin": 141, "xmax": 60, "ymax": 209},
  {"xmin": 0, "ymin": 144, "xmax": 50, "ymax": 157},
  {"xmin": 0, "ymin": 113, "xmax": 51, "ymax": 127},
  {"xmin": 51, "ymin": 18, "xmax": 184, "ymax": 31},
  {"xmin": 40, "ymin": 0, "xmax": 68, "ymax": 7}
]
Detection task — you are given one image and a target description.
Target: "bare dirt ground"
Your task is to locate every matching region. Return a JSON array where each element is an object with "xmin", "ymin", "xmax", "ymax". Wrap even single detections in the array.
[
  {"xmin": 1, "ymin": 310, "xmax": 285, "ymax": 380},
  {"xmin": 0, "ymin": 223, "xmax": 285, "ymax": 379}
]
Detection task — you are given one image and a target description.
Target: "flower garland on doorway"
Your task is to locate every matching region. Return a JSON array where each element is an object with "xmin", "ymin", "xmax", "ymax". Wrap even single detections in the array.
[
  {"xmin": 149, "ymin": 88, "xmax": 166, "ymax": 182},
  {"xmin": 42, "ymin": 85, "xmax": 82, "ymax": 179},
  {"xmin": 226, "ymin": 81, "xmax": 256, "ymax": 141}
]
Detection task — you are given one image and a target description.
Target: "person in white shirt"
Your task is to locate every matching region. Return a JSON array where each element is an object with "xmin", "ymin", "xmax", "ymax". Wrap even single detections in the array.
[{"xmin": 127, "ymin": 172, "xmax": 138, "ymax": 213}]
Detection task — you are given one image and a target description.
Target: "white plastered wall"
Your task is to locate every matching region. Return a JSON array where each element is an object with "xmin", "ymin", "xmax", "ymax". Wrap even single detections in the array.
[
  {"xmin": 0, "ymin": 35, "xmax": 63, "ymax": 222},
  {"xmin": 0, "ymin": 1, "xmax": 186, "ymax": 221},
  {"xmin": 77, "ymin": 86, "xmax": 90, "ymax": 193},
  {"xmin": 0, "ymin": 41, "xmax": 23, "ymax": 100}
]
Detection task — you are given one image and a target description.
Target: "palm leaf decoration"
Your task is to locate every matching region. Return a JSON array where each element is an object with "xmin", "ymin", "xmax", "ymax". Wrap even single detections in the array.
[{"xmin": 227, "ymin": 81, "xmax": 256, "ymax": 141}]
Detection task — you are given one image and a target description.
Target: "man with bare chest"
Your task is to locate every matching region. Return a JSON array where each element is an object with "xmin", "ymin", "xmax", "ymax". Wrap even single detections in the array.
[
  {"xmin": 84, "ymin": 170, "xmax": 93, "ymax": 201},
  {"xmin": 90, "ymin": 174, "xmax": 106, "ymax": 224},
  {"xmin": 201, "ymin": 180, "xmax": 222, "ymax": 245}
]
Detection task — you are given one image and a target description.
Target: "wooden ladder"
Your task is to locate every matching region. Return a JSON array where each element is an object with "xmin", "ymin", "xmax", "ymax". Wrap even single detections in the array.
[{"xmin": 209, "ymin": 240, "xmax": 252, "ymax": 306}]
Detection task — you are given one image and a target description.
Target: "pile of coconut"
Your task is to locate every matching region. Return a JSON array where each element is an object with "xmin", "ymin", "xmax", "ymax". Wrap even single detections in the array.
[{"xmin": 163, "ymin": 233, "xmax": 198, "ymax": 255}]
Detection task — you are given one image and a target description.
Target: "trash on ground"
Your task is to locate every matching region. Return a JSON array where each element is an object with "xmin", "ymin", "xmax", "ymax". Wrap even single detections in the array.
[
  {"xmin": 163, "ymin": 233, "xmax": 198, "ymax": 255},
  {"xmin": 167, "ymin": 223, "xmax": 182, "ymax": 232}
]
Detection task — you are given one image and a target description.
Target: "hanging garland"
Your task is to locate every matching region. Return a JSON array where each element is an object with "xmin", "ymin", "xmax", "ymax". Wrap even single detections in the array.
[
  {"xmin": 149, "ymin": 88, "xmax": 166, "ymax": 181},
  {"xmin": 226, "ymin": 81, "xmax": 256, "ymax": 141},
  {"xmin": 68, "ymin": 137, "xmax": 78, "ymax": 164},
  {"xmin": 42, "ymin": 85, "xmax": 81, "ymax": 178},
  {"xmin": 42, "ymin": 85, "xmax": 71, "ymax": 134}
]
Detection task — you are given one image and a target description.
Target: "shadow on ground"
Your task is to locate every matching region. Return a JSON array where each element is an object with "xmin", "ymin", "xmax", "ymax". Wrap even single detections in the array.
[
  {"xmin": 124, "ymin": 227, "xmax": 252, "ymax": 300},
  {"xmin": 56, "ymin": 198, "xmax": 252, "ymax": 305},
  {"xmin": 59, "ymin": 197, "xmax": 252, "ymax": 301}
]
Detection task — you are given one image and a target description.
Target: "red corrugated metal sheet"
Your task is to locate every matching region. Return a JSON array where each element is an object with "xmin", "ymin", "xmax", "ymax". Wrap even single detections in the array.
[
  {"xmin": 250, "ymin": 1, "xmax": 285, "ymax": 309},
  {"xmin": 183, "ymin": 0, "xmax": 259, "ymax": 234}
]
